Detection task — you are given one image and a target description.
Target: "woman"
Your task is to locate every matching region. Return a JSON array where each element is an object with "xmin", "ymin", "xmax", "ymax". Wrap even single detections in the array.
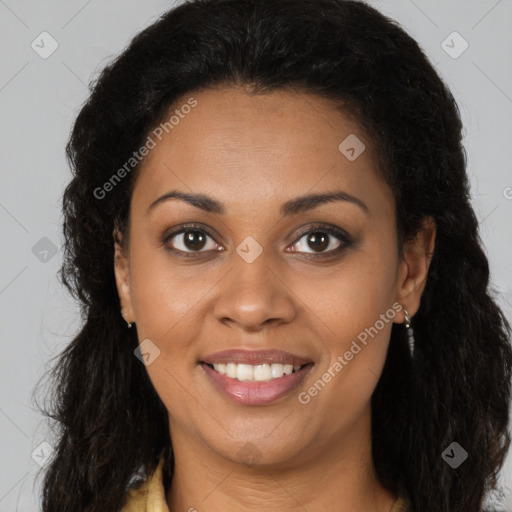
[{"xmin": 35, "ymin": 0, "xmax": 512, "ymax": 511}]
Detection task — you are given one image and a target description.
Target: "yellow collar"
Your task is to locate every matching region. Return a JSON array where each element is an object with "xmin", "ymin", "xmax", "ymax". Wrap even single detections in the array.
[{"xmin": 121, "ymin": 455, "xmax": 169, "ymax": 512}]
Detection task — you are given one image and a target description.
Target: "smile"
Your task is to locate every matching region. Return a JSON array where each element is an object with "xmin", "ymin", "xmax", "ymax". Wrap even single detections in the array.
[
  {"xmin": 199, "ymin": 362, "xmax": 314, "ymax": 406},
  {"xmin": 206, "ymin": 362, "xmax": 305, "ymax": 381}
]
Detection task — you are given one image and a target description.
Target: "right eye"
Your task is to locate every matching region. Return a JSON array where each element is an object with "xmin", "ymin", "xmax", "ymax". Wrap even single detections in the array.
[{"xmin": 163, "ymin": 224, "xmax": 222, "ymax": 257}]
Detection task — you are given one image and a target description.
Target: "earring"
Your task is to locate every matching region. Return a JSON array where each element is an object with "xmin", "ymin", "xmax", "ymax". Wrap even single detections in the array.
[
  {"xmin": 403, "ymin": 307, "xmax": 415, "ymax": 358},
  {"xmin": 121, "ymin": 309, "xmax": 133, "ymax": 328}
]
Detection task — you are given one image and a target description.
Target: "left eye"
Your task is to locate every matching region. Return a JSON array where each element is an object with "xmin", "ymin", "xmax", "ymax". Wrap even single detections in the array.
[{"xmin": 290, "ymin": 228, "xmax": 345, "ymax": 254}]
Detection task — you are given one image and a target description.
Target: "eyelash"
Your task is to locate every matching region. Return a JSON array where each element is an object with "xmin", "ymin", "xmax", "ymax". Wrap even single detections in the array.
[{"xmin": 161, "ymin": 222, "xmax": 353, "ymax": 259}]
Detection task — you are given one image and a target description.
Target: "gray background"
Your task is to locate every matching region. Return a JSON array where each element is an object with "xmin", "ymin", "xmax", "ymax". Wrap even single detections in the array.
[{"xmin": 1, "ymin": 0, "xmax": 511, "ymax": 510}]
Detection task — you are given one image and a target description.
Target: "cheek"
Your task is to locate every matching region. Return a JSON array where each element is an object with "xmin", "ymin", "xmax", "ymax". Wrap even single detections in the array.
[
  {"xmin": 128, "ymin": 239, "xmax": 203, "ymax": 338},
  {"xmin": 293, "ymin": 236, "xmax": 398, "ymax": 344},
  {"xmin": 128, "ymin": 245, "xmax": 203, "ymax": 419},
  {"xmin": 294, "ymin": 235, "xmax": 397, "ymax": 404}
]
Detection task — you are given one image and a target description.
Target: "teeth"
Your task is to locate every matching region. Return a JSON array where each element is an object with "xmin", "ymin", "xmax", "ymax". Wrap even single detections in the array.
[
  {"xmin": 211, "ymin": 362, "xmax": 304, "ymax": 381},
  {"xmin": 237, "ymin": 363, "xmax": 253, "ymax": 381},
  {"xmin": 253, "ymin": 364, "xmax": 271, "ymax": 381},
  {"xmin": 271, "ymin": 363, "xmax": 284, "ymax": 378},
  {"xmin": 226, "ymin": 362, "xmax": 237, "ymax": 379}
]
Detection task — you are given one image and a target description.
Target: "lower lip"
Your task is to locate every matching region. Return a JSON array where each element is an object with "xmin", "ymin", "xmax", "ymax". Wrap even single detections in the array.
[{"xmin": 201, "ymin": 363, "xmax": 314, "ymax": 405}]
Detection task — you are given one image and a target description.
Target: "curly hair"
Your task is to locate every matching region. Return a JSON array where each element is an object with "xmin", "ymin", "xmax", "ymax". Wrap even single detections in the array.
[{"xmin": 33, "ymin": 0, "xmax": 512, "ymax": 511}]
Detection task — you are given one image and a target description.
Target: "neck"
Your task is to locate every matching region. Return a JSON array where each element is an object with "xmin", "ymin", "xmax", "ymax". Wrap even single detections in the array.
[{"xmin": 165, "ymin": 406, "xmax": 396, "ymax": 512}]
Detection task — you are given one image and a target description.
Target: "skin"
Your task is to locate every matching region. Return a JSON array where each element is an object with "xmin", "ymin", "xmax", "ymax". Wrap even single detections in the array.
[{"xmin": 114, "ymin": 86, "xmax": 435, "ymax": 512}]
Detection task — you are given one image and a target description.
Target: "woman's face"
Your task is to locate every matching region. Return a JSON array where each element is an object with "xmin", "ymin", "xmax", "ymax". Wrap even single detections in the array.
[{"xmin": 115, "ymin": 86, "xmax": 434, "ymax": 467}]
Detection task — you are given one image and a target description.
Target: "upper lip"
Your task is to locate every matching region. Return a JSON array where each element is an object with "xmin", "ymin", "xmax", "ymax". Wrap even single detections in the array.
[{"xmin": 201, "ymin": 349, "xmax": 313, "ymax": 366}]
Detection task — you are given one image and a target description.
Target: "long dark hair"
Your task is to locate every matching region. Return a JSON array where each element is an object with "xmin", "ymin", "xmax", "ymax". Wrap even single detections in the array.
[{"xmin": 33, "ymin": 1, "xmax": 512, "ymax": 510}]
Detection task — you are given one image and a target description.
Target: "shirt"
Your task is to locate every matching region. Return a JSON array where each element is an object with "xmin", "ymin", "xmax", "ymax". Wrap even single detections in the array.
[{"xmin": 121, "ymin": 454, "xmax": 412, "ymax": 512}]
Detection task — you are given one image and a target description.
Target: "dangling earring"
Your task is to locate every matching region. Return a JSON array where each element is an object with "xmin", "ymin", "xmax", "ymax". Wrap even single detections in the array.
[
  {"xmin": 121, "ymin": 309, "xmax": 133, "ymax": 328},
  {"xmin": 403, "ymin": 307, "xmax": 414, "ymax": 358}
]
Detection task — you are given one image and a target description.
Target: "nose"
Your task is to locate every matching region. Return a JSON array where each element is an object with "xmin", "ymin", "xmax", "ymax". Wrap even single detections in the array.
[{"xmin": 212, "ymin": 251, "xmax": 297, "ymax": 332}]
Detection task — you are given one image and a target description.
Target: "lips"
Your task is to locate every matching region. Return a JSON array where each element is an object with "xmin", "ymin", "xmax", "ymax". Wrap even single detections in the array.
[
  {"xmin": 199, "ymin": 348, "xmax": 314, "ymax": 405},
  {"xmin": 201, "ymin": 362, "xmax": 313, "ymax": 405}
]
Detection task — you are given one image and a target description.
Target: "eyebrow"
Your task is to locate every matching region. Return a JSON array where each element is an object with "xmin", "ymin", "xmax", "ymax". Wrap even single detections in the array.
[{"xmin": 147, "ymin": 189, "xmax": 369, "ymax": 217}]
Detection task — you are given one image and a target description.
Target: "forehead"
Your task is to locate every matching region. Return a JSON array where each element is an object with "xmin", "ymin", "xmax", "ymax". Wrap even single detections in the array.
[{"xmin": 131, "ymin": 86, "xmax": 393, "ymax": 219}]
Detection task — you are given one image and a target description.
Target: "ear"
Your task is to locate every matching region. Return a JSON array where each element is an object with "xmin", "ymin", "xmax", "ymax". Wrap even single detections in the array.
[
  {"xmin": 113, "ymin": 227, "xmax": 134, "ymax": 324},
  {"xmin": 394, "ymin": 216, "xmax": 436, "ymax": 323}
]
